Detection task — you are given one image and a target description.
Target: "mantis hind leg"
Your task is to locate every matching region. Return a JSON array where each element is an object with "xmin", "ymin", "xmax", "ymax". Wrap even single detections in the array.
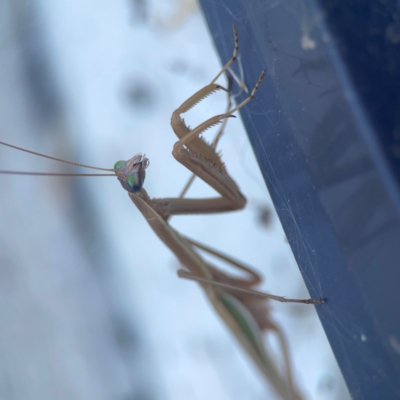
[{"xmin": 177, "ymin": 237, "xmax": 324, "ymax": 305}]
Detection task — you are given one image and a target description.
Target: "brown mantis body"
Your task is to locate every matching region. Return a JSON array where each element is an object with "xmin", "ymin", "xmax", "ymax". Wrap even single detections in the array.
[{"xmin": 0, "ymin": 25, "xmax": 323, "ymax": 400}]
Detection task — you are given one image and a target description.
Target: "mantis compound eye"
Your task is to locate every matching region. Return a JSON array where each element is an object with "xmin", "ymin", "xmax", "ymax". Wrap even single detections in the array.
[
  {"xmin": 126, "ymin": 172, "xmax": 142, "ymax": 192},
  {"xmin": 114, "ymin": 160, "xmax": 126, "ymax": 170}
]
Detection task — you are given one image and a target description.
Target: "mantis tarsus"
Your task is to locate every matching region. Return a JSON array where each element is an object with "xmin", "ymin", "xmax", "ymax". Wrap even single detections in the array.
[{"xmin": 0, "ymin": 24, "xmax": 323, "ymax": 400}]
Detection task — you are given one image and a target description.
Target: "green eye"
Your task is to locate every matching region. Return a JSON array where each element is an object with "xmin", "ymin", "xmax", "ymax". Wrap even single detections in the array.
[
  {"xmin": 114, "ymin": 160, "xmax": 126, "ymax": 170},
  {"xmin": 127, "ymin": 173, "xmax": 138, "ymax": 189}
]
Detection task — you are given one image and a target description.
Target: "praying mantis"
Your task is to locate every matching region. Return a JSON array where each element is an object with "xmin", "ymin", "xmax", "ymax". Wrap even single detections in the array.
[{"xmin": 0, "ymin": 24, "xmax": 323, "ymax": 400}]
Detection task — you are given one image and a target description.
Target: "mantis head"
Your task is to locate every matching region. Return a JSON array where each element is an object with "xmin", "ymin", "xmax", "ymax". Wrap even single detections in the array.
[{"xmin": 114, "ymin": 154, "xmax": 149, "ymax": 193}]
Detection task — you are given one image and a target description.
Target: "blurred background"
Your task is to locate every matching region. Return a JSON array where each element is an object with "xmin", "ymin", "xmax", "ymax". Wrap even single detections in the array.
[{"xmin": 0, "ymin": 0, "xmax": 349, "ymax": 399}]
